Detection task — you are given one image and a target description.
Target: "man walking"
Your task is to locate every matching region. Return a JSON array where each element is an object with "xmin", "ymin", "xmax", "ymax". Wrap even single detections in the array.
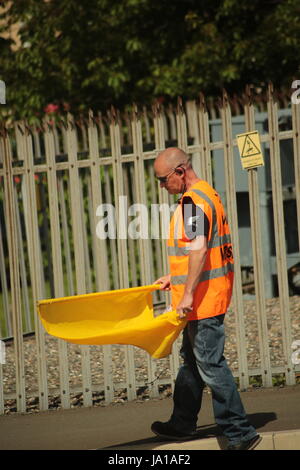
[{"xmin": 151, "ymin": 147, "xmax": 261, "ymax": 450}]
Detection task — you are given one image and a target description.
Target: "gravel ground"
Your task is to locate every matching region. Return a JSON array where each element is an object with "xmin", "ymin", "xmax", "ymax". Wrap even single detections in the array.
[{"xmin": 1, "ymin": 296, "xmax": 300, "ymax": 414}]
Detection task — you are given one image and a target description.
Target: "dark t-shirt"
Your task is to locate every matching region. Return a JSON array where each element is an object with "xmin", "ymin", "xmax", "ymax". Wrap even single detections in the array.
[{"xmin": 182, "ymin": 196, "xmax": 210, "ymax": 241}]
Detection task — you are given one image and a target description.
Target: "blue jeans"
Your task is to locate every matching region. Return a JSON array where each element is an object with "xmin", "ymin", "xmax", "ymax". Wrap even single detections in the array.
[{"xmin": 169, "ymin": 314, "xmax": 258, "ymax": 445}]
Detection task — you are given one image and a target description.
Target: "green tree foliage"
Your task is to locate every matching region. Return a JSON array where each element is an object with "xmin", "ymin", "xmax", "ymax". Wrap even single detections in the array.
[{"xmin": 1, "ymin": 0, "xmax": 300, "ymax": 118}]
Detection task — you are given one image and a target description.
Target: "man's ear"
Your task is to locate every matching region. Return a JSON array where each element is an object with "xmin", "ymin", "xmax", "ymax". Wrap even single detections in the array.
[{"xmin": 175, "ymin": 167, "xmax": 185, "ymax": 176}]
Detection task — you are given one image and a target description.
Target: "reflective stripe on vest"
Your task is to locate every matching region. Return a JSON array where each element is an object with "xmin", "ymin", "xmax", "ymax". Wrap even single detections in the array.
[
  {"xmin": 168, "ymin": 233, "xmax": 232, "ymax": 256},
  {"xmin": 171, "ymin": 262, "xmax": 234, "ymax": 285}
]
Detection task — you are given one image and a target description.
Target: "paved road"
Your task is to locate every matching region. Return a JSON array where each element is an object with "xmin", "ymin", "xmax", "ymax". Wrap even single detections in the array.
[{"xmin": 0, "ymin": 385, "xmax": 299, "ymax": 450}]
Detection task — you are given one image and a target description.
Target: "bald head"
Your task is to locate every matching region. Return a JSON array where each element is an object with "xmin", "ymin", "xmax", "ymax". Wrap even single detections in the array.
[
  {"xmin": 154, "ymin": 147, "xmax": 191, "ymax": 173},
  {"xmin": 154, "ymin": 147, "xmax": 199, "ymax": 193}
]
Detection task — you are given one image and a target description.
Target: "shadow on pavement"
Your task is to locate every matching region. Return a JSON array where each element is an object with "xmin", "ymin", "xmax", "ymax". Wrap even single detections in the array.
[
  {"xmin": 248, "ymin": 412, "xmax": 277, "ymax": 429},
  {"xmin": 101, "ymin": 412, "xmax": 277, "ymax": 450}
]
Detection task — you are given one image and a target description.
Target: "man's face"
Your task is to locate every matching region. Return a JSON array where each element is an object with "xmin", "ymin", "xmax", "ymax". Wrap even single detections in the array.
[{"xmin": 154, "ymin": 162, "xmax": 184, "ymax": 195}]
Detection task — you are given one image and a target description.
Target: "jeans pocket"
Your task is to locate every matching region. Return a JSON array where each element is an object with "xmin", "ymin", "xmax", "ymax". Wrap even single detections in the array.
[{"xmin": 189, "ymin": 316, "xmax": 226, "ymax": 368}]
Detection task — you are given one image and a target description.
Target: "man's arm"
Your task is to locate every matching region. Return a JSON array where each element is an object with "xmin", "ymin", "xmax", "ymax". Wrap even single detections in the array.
[{"xmin": 176, "ymin": 235, "xmax": 208, "ymax": 318}]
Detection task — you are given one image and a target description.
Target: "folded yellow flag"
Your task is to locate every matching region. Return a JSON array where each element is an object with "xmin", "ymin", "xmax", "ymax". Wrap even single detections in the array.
[{"xmin": 37, "ymin": 285, "xmax": 186, "ymax": 359}]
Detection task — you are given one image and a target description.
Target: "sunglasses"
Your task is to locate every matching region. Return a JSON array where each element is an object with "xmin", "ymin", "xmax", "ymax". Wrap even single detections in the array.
[{"xmin": 155, "ymin": 164, "xmax": 185, "ymax": 184}]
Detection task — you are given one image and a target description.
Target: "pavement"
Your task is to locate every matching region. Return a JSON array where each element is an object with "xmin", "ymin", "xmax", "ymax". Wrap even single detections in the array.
[{"xmin": 0, "ymin": 385, "xmax": 300, "ymax": 450}]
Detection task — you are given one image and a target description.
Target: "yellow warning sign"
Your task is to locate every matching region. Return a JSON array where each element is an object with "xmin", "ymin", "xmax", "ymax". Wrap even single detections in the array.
[{"xmin": 236, "ymin": 130, "xmax": 264, "ymax": 170}]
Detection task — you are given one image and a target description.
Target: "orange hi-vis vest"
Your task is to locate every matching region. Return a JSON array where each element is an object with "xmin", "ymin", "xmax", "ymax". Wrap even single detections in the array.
[{"xmin": 168, "ymin": 180, "xmax": 234, "ymax": 321}]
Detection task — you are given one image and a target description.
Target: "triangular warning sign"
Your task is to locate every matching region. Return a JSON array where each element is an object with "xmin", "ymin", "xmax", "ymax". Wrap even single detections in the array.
[
  {"xmin": 236, "ymin": 130, "xmax": 264, "ymax": 169},
  {"xmin": 241, "ymin": 135, "xmax": 261, "ymax": 158}
]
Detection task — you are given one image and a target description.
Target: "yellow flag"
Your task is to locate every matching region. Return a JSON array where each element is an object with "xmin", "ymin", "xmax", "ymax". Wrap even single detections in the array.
[{"xmin": 37, "ymin": 285, "xmax": 186, "ymax": 359}]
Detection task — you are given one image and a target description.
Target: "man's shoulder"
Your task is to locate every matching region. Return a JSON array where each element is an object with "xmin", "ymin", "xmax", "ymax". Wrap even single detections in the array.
[
  {"xmin": 185, "ymin": 181, "xmax": 225, "ymax": 210},
  {"xmin": 184, "ymin": 180, "xmax": 217, "ymax": 197}
]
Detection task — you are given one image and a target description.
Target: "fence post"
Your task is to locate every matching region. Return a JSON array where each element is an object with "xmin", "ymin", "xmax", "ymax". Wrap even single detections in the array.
[
  {"xmin": 131, "ymin": 107, "xmax": 152, "ymax": 284},
  {"xmin": 66, "ymin": 113, "xmax": 92, "ymax": 406},
  {"xmin": 109, "ymin": 108, "xmax": 137, "ymax": 401},
  {"xmin": 1, "ymin": 126, "xmax": 26, "ymax": 412},
  {"xmin": 198, "ymin": 93, "xmax": 213, "ymax": 185},
  {"xmin": 109, "ymin": 108, "xmax": 130, "ymax": 288},
  {"xmin": 267, "ymin": 84, "xmax": 295, "ymax": 385},
  {"xmin": 243, "ymin": 89, "xmax": 273, "ymax": 387},
  {"xmin": 87, "ymin": 111, "xmax": 110, "ymax": 292},
  {"xmin": 131, "ymin": 107, "xmax": 159, "ymax": 397},
  {"xmin": 176, "ymin": 98, "xmax": 188, "ymax": 152},
  {"xmin": 44, "ymin": 120, "xmax": 71, "ymax": 409},
  {"xmin": 16, "ymin": 121, "xmax": 48, "ymax": 410},
  {"xmin": 185, "ymin": 100, "xmax": 201, "ymax": 177},
  {"xmin": 87, "ymin": 111, "xmax": 114, "ymax": 404},
  {"xmin": 220, "ymin": 91, "xmax": 249, "ymax": 389}
]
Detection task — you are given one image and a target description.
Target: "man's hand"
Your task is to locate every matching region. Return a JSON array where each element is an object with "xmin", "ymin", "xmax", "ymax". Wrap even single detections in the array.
[
  {"xmin": 176, "ymin": 292, "xmax": 194, "ymax": 319},
  {"xmin": 154, "ymin": 274, "xmax": 171, "ymax": 291}
]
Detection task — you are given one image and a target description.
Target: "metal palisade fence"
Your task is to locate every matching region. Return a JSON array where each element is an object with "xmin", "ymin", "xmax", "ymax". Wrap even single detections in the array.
[{"xmin": 0, "ymin": 84, "xmax": 299, "ymax": 414}]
